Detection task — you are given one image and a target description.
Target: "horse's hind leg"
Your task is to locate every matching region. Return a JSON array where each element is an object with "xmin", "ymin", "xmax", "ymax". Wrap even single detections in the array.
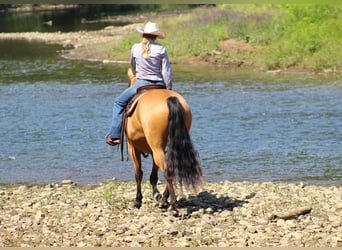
[
  {"xmin": 160, "ymin": 185, "xmax": 170, "ymax": 208},
  {"xmin": 129, "ymin": 145, "xmax": 143, "ymax": 208},
  {"xmin": 150, "ymin": 162, "xmax": 162, "ymax": 202},
  {"xmin": 150, "ymin": 148, "xmax": 169, "ymax": 208},
  {"xmin": 166, "ymin": 180, "xmax": 179, "ymax": 216},
  {"xmin": 134, "ymin": 169, "xmax": 143, "ymax": 208}
]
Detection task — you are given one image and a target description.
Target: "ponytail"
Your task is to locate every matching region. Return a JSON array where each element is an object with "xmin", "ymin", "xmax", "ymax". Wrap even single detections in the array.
[
  {"xmin": 142, "ymin": 37, "xmax": 150, "ymax": 59},
  {"xmin": 141, "ymin": 34, "xmax": 157, "ymax": 59}
]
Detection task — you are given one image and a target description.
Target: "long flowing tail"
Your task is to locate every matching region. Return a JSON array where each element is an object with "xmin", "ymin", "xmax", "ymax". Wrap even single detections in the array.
[{"xmin": 165, "ymin": 97, "xmax": 203, "ymax": 191}]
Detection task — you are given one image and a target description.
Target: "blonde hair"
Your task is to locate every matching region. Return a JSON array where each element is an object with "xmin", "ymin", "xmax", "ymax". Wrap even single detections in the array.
[{"xmin": 141, "ymin": 34, "xmax": 157, "ymax": 59}]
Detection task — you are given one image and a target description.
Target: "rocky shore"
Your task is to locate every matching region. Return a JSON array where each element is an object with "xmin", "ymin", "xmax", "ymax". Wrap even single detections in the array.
[
  {"xmin": 0, "ymin": 23, "xmax": 139, "ymax": 63},
  {"xmin": 0, "ymin": 180, "xmax": 341, "ymax": 247},
  {"xmin": 0, "ymin": 10, "xmax": 189, "ymax": 64}
]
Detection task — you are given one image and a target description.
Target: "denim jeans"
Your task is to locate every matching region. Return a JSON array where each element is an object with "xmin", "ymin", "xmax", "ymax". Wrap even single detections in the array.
[{"xmin": 108, "ymin": 79, "xmax": 164, "ymax": 139}]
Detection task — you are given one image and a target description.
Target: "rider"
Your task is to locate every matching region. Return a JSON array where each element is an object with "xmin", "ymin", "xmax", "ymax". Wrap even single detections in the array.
[{"xmin": 106, "ymin": 21, "xmax": 173, "ymax": 146}]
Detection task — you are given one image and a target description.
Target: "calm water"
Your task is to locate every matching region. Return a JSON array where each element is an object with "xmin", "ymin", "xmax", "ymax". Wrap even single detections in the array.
[
  {"xmin": 0, "ymin": 6, "xmax": 131, "ymax": 33},
  {"xmin": 0, "ymin": 40, "xmax": 341, "ymax": 185}
]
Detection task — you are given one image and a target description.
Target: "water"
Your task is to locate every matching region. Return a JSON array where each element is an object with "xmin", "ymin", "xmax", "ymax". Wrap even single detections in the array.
[
  {"xmin": 0, "ymin": 6, "xmax": 131, "ymax": 33},
  {"xmin": 0, "ymin": 40, "xmax": 341, "ymax": 186}
]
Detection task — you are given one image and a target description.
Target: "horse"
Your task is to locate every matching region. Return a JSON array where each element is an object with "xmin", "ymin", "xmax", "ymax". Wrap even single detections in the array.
[{"xmin": 123, "ymin": 68, "xmax": 203, "ymax": 214}]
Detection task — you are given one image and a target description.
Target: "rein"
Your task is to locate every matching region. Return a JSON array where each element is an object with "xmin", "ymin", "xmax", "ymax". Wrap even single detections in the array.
[{"xmin": 120, "ymin": 114, "xmax": 128, "ymax": 161}]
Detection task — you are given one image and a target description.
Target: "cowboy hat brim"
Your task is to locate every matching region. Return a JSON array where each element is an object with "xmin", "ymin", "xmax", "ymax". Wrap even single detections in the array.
[{"xmin": 137, "ymin": 27, "xmax": 165, "ymax": 39}]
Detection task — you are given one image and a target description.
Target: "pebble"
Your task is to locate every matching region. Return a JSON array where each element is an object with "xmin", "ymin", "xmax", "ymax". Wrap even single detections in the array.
[
  {"xmin": 0, "ymin": 181, "xmax": 341, "ymax": 247},
  {"xmin": 61, "ymin": 180, "xmax": 73, "ymax": 185}
]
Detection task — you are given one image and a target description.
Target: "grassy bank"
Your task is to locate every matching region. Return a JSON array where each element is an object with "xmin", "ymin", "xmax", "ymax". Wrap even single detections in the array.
[{"xmin": 110, "ymin": 4, "xmax": 341, "ymax": 74}]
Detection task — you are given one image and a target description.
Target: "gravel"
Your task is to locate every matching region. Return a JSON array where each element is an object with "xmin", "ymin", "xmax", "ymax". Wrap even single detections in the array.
[{"xmin": 1, "ymin": 180, "xmax": 341, "ymax": 247}]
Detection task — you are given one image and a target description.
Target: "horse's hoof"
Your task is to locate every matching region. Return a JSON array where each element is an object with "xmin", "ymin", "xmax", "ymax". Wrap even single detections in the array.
[
  {"xmin": 169, "ymin": 208, "xmax": 179, "ymax": 217},
  {"xmin": 159, "ymin": 200, "xmax": 169, "ymax": 209},
  {"xmin": 133, "ymin": 201, "xmax": 142, "ymax": 209},
  {"xmin": 153, "ymin": 193, "xmax": 162, "ymax": 201}
]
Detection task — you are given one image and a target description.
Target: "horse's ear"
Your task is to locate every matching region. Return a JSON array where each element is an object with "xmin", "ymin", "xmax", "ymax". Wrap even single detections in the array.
[{"xmin": 128, "ymin": 68, "xmax": 135, "ymax": 79}]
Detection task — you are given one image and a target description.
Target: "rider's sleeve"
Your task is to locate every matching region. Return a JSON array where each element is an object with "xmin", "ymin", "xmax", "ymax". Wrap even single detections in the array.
[
  {"xmin": 130, "ymin": 49, "xmax": 136, "ymax": 74},
  {"xmin": 161, "ymin": 49, "xmax": 172, "ymax": 90}
]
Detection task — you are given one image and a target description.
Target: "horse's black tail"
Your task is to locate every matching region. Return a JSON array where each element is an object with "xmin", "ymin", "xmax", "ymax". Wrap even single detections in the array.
[{"xmin": 165, "ymin": 96, "xmax": 203, "ymax": 191}]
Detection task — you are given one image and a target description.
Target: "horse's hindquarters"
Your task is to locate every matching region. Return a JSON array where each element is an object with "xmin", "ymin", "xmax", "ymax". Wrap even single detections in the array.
[
  {"xmin": 126, "ymin": 89, "xmax": 191, "ymax": 161},
  {"xmin": 127, "ymin": 89, "xmax": 191, "ymax": 141}
]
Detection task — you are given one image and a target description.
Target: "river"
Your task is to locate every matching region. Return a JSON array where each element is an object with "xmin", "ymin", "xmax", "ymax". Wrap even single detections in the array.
[{"xmin": 0, "ymin": 39, "xmax": 341, "ymax": 186}]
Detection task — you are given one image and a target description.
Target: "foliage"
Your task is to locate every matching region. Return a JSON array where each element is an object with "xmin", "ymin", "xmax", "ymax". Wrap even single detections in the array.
[
  {"xmin": 162, "ymin": 9, "xmax": 229, "ymax": 59},
  {"xmin": 264, "ymin": 4, "xmax": 342, "ymax": 71},
  {"xmin": 111, "ymin": 4, "xmax": 341, "ymax": 72}
]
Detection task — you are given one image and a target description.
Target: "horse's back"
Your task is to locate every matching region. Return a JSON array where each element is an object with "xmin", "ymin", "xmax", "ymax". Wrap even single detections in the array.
[
  {"xmin": 140, "ymin": 89, "xmax": 189, "ymax": 111},
  {"xmin": 137, "ymin": 89, "xmax": 191, "ymax": 125}
]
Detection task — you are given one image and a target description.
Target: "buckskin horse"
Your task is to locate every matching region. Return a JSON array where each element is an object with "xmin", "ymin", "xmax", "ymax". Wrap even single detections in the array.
[{"xmin": 117, "ymin": 68, "xmax": 203, "ymax": 214}]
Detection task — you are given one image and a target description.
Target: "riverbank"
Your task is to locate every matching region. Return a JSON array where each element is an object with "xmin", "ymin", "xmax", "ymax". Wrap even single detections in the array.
[
  {"xmin": 0, "ymin": 24, "xmax": 333, "ymax": 76},
  {"xmin": 0, "ymin": 6, "xmax": 340, "ymax": 76},
  {"xmin": 0, "ymin": 180, "xmax": 341, "ymax": 247},
  {"xmin": 0, "ymin": 10, "xmax": 189, "ymax": 64},
  {"xmin": 0, "ymin": 23, "xmax": 138, "ymax": 63}
]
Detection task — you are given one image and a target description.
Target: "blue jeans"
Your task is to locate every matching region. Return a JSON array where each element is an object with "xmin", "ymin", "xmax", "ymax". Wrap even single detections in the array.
[{"xmin": 108, "ymin": 79, "xmax": 164, "ymax": 139}]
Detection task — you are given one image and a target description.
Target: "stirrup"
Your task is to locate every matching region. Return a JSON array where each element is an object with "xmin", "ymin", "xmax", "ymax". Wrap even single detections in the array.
[{"xmin": 105, "ymin": 133, "xmax": 121, "ymax": 146}]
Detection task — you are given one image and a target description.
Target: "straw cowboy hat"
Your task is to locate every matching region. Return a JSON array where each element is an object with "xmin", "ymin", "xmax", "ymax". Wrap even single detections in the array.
[{"xmin": 137, "ymin": 22, "xmax": 165, "ymax": 39}]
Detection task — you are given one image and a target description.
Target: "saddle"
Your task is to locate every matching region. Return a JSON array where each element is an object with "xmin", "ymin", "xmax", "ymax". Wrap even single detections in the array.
[
  {"xmin": 125, "ymin": 84, "xmax": 166, "ymax": 116},
  {"xmin": 120, "ymin": 84, "xmax": 166, "ymax": 160}
]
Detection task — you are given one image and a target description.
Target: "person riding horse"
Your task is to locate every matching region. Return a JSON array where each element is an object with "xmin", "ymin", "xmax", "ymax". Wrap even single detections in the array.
[
  {"xmin": 106, "ymin": 21, "xmax": 172, "ymax": 146},
  {"xmin": 109, "ymin": 66, "xmax": 203, "ymax": 215},
  {"xmin": 105, "ymin": 22, "xmax": 203, "ymax": 214}
]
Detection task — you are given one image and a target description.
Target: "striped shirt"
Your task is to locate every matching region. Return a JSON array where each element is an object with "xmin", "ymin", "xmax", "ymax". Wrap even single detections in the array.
[{"xmin": 130, "ymin": 40, "xmax": 172, "ymax": 90}]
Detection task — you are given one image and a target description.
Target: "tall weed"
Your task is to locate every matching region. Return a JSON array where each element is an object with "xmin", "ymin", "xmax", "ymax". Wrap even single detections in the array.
[
  {"xmin": 110, "ymin": 4, "xmax": 341, "ymax": 72},
  {"xmin": 264, "ymin": 4, "xmax": 341, "ymax": 70}
]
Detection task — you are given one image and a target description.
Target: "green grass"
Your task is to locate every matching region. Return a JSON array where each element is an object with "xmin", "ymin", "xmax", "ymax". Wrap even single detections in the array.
[
  {"xmin": 263, "ymin": 4, "xmax": 342, "ymax": 71},
  {"xmin": 101, "ymin": 180, "xmax": 130, "ymax": 208},
  {"xmin": 109, "ymin": 4, "xmax": 341, "ymax": 73}
]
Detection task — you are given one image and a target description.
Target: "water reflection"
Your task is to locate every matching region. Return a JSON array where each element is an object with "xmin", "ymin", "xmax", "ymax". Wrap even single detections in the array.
[{"xmin": 0, "ymin": 6, "xmax": 130, "ymax": 33}]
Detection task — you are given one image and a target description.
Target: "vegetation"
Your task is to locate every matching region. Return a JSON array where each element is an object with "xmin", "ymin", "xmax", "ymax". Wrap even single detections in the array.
[
  {"xmin": 1, "ymin": 4, "xmax": 340, "ymax": 73},
  {"xmin": 0, "ymin": 4, "xmax": 197, "ymax": 13},
  {"xmin": 113, "ymin": 4, "xmax": 341, "ymax": 73}
]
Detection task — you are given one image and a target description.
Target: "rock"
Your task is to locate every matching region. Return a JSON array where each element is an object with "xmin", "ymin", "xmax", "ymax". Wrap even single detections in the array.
[
  {"xmin": 34, "ymin": 211, "xmax": 43, "ymax": 225},
  {"xmin": 61, "ymin": 179, "xmax": 74, "ymax": 185},
  {"xmin": 205, "ymin": 207, "xmax": 214, "ymax": 214},
  {"xmin": 103, "ymin": 240, "xmax": 113, "ymax": 247},
  {"xmin": 247, "ymin": 226, "xmax": 257, "ymax": 233},
  {"xmin": 257, "ymin": 218, "xmax": 269, "ymax": 225},
  {"xmin": 167, "ymin": 224, "xmax": 178, "ymax": 235},
  {"xmin": 202, "ymin": 214, "xmax": 217, "ymax": 225},
  {"xmin": 62, "ymin": 40, "xmax": 74, "ymax": 49},
  {"xmin": 220, "ymin": 210, "xmax": 232, "ymax": 217},
  {"xmin": 218, "ymin": 241, "xmax": 227, "ymax": 247}
]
